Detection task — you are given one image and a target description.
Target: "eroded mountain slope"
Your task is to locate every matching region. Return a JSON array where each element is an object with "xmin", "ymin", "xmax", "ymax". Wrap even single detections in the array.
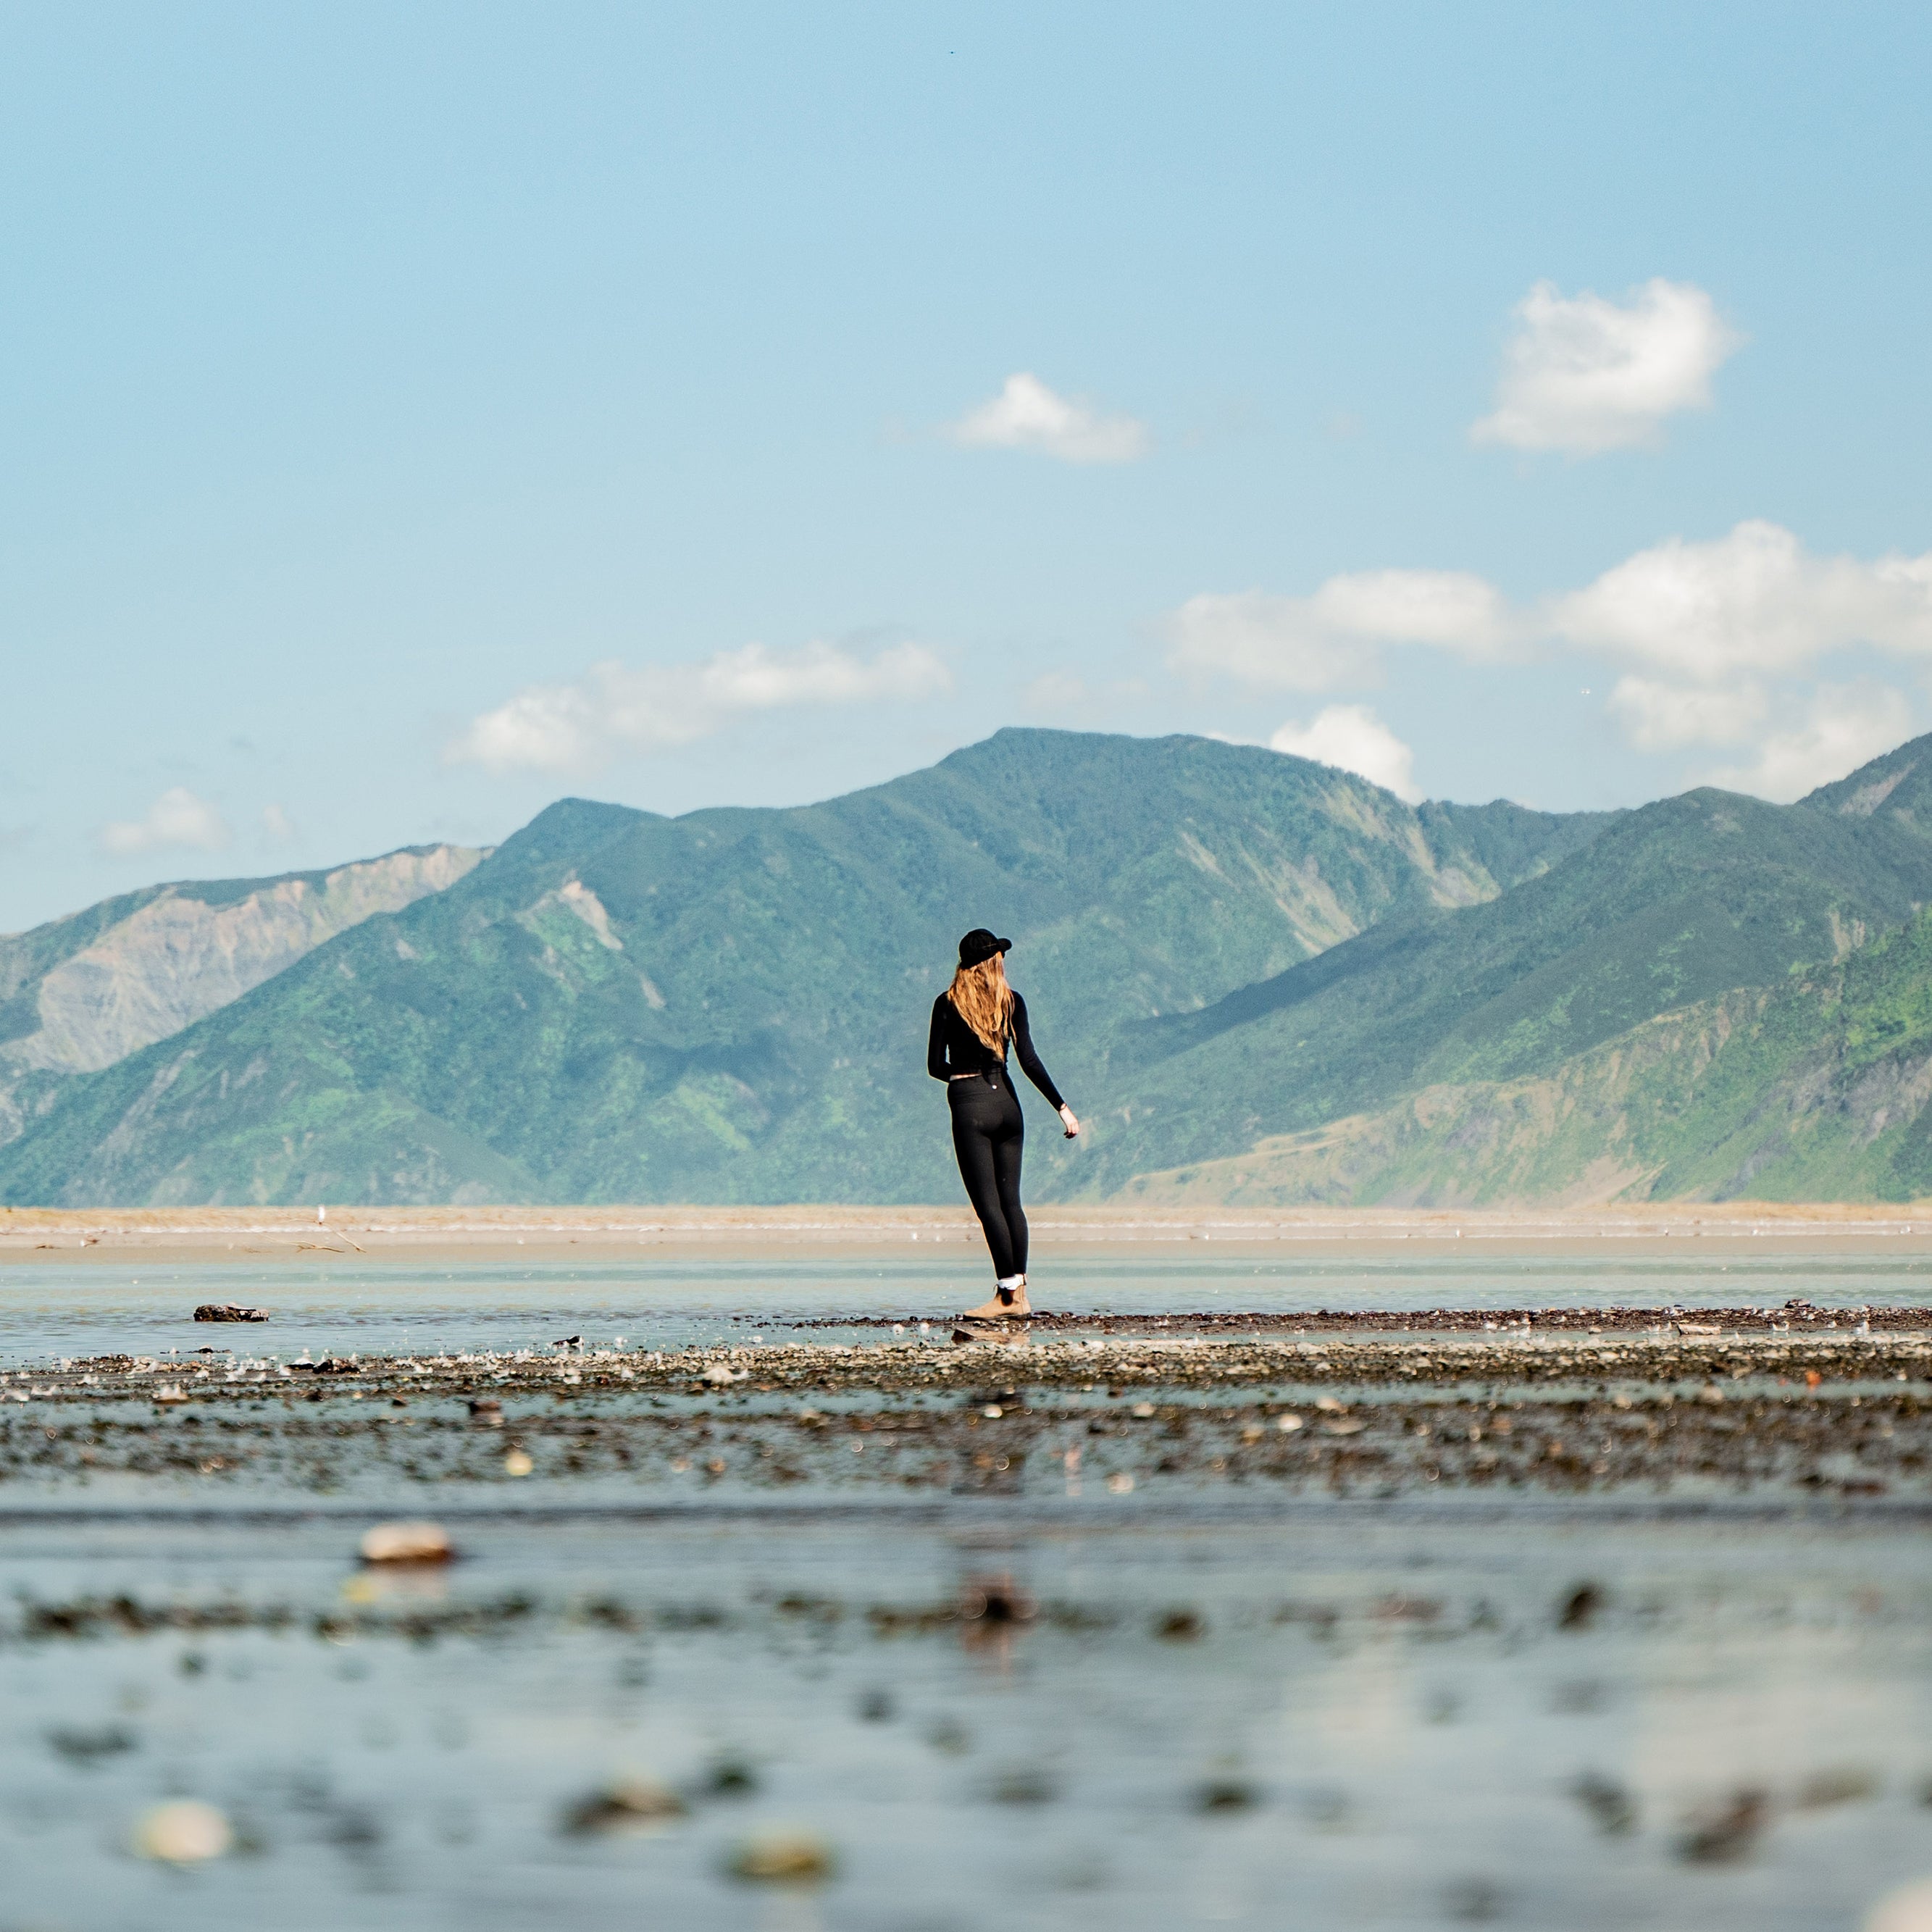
[{"xmin": 0, "ymin": 845, "xmax": 485, "ymax": 1145}]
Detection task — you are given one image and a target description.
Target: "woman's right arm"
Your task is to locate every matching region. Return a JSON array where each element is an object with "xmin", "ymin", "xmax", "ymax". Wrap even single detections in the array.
[{"xmin": 927, "ymin": 998, "xmax": 950, "ymax": 1082}]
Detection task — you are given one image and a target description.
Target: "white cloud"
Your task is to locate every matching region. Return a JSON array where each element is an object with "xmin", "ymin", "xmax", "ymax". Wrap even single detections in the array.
[
  {"xmin": 1271, "ymin": 704, "xmax": 1422, "ymax": 803},
  {"xmin": 1309, "ymin": 569, "xmax": 1516, "ymax": 658},
  {"xmin": 1176, "ymin": 519, "xmax": 1932, "ymax": 701},
  {"xmin": 449, "ymin": 640, "xmax": 953, "ymax": 775},
  {"xmin": 1169, "ymin": 591, "xmax": 1377, "ymax": 691},
  {"xmin": 1607, "ymin": 677, "xmax": 1768, "ymax": 751},
  {"xmin": 1704, "ymin": 683, "xmax": 1914, "ymax": 803},
  {"xmin": 1473, "ymin": 278, "xmax": 1742, "ymax": 453},
  {"xmin": 1172, "ymin": 521, "xmax": 1932, "ymax": 785},
  {"xmin": 261, "ymin": 803, "xmax": 298, "ymax": 842},
  {"xmin": 1168, "ymin": 569, "xmax": 1513, "ymax": 691},
  {"xmin": 946, "ymin": 372, "xmax": 1148, "ymax": 464},
  {"xmin": 1552, "ymin": 521, "xmax": 1932, "ymax": 682},
  {"xmin": 99, "ymin": 787, "xmax": 231, "ymax": 856}
]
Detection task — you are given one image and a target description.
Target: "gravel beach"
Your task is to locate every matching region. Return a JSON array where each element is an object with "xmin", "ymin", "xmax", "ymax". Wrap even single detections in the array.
[{"xmin": 8, "ymin": 1313, "xmax": 1929, "ymax": 1503}]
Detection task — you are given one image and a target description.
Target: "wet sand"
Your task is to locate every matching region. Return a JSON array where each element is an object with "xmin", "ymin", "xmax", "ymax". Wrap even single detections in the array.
[{"xmin": 9, "ymin": 1200, "xmax": 1932, "ymax": 1268}]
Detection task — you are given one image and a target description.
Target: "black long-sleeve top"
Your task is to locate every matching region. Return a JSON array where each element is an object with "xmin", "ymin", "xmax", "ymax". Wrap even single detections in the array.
[{"xmin": 927, "ymin": 990, "xmax": 1066, "ymax": 1111}]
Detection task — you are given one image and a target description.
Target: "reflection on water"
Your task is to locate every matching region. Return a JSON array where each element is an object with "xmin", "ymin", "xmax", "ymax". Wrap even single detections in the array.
[
  {"xmin": 3, "ymin": 1509, "xmax": 1931, "ymax": 1929},
  {"xmin": 4, "ymin": 1246, "xmax": 1932, "ymax": 1364}
]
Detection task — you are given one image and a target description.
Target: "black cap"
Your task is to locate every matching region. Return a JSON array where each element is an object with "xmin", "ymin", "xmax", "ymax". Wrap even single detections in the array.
[{"xmin": 957, "ymin": 928, "xmax": 1011, "ymax": 969}]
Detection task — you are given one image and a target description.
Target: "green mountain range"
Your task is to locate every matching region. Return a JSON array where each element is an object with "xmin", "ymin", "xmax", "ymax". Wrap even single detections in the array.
[{"xmin": 9, "ymin": 725, "xmax": 1932, "ymax": 1207}]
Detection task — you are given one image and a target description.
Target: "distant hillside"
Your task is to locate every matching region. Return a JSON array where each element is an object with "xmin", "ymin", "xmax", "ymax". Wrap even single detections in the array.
[
  {"xmin": 0, "ymin": 845, "xmax": 485, "ymax": 1148},
  {"xmin": 0, "ymin": 730, "xmax": 1604, "ymax": 1206},
  {"xmin": 1104, "ymin": 740, "xmax": 1932, "ymax": 1208},
  {"xmin": 1122, "ymin": 899, "xmax": 1932, "ymax": 1208},
  {"xmin": 1074, "ymin": 780, "xmax": 1932, "ymax": 1193}
]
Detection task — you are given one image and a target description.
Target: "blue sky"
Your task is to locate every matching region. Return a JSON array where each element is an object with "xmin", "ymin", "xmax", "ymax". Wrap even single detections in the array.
[{"xmin": 5, "ymin": 1, "xmax": 1931, "ymax": 929}]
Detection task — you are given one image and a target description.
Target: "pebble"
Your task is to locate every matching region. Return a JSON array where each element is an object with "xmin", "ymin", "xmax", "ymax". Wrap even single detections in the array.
[
  {"xmin": 359, "ymin": 1521, "xmax": 454, "ymax": 1565},
  {"xmin": 503, "ymin": 1449, "xmax": 534, "ymax": 1476},
  {"xmin": 1197, "ymin": 1779, "xmax": 1258, "ymax": 1812},
  {"xmin": 729, "ymin": 1829, "xmax": 835, "ymax": 1882},
  {"xmin": 193, "ymin": 1304, "xmax": 269, "ymax": 1323},
  {"xmin": 562, "ymin": 1777, "xmax": 686, "ymax": 1834},
  {"xmin": 1558, "ymin": 1583, "xmax": 1605, "ymax": 1631},
  {"xmin": 1678, "ymin": 1789, "xmax": 1768, "ymax": 1862},
  {"xmin": 132, "ymin": 1799, "xmax": 232, "ymax": 1863},
  {"xmin": 1571, "ymin": 1772, "xmax": 1638, "ymax": 1835}
]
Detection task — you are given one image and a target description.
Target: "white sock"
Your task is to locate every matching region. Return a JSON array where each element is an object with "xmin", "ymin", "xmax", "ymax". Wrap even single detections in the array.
[{"xmin": 997, "ymin": 1275, "xmax": 1024, "ymax": 1292}]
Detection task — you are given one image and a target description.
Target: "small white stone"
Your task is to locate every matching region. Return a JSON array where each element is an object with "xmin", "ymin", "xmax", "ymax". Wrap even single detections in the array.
[
  {"xmin": 1868, "ymin": 1881, "xmax": 1932, "ymax": 1932},
  {"xmin": 133, "ymin": 1799, "xmax": 232, "ymax": 1863}
]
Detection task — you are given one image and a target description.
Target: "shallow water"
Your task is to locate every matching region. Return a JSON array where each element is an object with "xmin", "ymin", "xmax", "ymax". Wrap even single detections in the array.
[
  {"xmin": 6, "ymin": 1505, "xmax": 1932, "ymax": 1929},
  {"xmin": 4, "ymin": 1246, "xmax": 1932, "ymax": 1365},
  {"xmin": 7, "ymin": 1246, "xmax": 1932, "ymax": 1928}
]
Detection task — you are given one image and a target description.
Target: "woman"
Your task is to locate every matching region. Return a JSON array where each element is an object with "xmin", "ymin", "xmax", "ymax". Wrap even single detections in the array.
[{"xmin": 927, "ymin": 929, "xmax": 1080, "ymax": 1319}]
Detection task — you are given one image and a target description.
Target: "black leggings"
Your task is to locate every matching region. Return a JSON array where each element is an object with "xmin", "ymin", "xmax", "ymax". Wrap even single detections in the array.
[{"xmin": 948, "ymin": 1071, "xmax": 1027, "ymax": 1279}]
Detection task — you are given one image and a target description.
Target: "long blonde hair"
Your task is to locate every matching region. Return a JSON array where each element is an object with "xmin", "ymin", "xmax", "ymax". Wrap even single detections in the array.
[{"xmin": 947, "ymin": 953, "xmax": 1013, "ymax": 1054}]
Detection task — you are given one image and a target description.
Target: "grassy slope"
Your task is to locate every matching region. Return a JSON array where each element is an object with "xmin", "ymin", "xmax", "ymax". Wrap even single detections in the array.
[
  {"xmin": 1076, "ymin": 781, "xmax": 1932, "ymax": 1193},
  {"xmin": 1125, "ymin": 887, "xmax": 1932, "ymax": 1209},
  {"xmin": 0, "ymin": 731, "xmax": 1591, "ymax": 1206}
]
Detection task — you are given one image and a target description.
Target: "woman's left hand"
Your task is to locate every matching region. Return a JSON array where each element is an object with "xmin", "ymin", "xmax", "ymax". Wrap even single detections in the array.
[{"xmin": 1059, "ymin": 1105, "xmax": 1081, "ymax": 1139}]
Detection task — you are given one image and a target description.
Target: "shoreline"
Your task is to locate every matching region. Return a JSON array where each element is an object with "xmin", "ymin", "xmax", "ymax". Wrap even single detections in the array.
[{"xmin": 8, "ymin": 1199, "xmax": 1932, "ymax": 1264}]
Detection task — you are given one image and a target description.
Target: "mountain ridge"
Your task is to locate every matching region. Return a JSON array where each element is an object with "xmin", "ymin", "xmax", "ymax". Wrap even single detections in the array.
[
  {"xmin": 0, "ymin": 729, "xmax": 1608, "ymax": 1205},
  {"xmin": 15, "ymin": 724, "xmax": 1932, "ymax": 1208}
]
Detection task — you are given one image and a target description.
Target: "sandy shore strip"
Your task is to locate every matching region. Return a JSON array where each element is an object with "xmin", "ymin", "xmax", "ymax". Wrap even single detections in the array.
[{"xmin": 9, "ymin": 1200, "xmax": 1932, "ymax": 1263}]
